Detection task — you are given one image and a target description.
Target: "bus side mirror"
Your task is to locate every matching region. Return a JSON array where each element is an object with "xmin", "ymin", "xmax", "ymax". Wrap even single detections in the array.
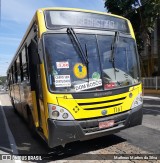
[{"xmin": 28, "ymin": 39, "xmax": 39, "ymax": 65}]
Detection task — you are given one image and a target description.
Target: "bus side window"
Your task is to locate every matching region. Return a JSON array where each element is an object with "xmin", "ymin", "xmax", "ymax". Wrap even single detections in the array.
[
  {"xmin": 10, "ymin": 71, "xmax": 13, "ymax": 85},
  {"xmin": 11, "ymin": 66, "xmax": 14, "ymax": 84},
  {"xmin": 14, "ymin": 61, "xmax": 17, "ymax": 83},
  {"xmin": 7, "ymin": 73, "xmax": 10, "ymax": 87},
  {"xmin": 16, "ymin": 56, "xmax": 21, "ymax": 83},
  {"xmin": 21, "ymin": 46, "xmax": 29, "ymax": 81}
]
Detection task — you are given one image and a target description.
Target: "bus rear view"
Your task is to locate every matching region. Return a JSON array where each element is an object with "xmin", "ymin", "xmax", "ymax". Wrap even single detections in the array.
[{"xmin": 7, "ymin": 8, "xmax": 143, "ymax": 148}]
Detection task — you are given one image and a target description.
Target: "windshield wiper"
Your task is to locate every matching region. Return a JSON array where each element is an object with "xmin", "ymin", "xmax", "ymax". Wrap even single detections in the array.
[
  {"xmin": 85, "ymin": 43, "xmax": 90, "ymax": 82},
  {"xmin": 67, "ymin": 28, "xmax": 89, "ymax": 65},
  {"xmin": 110, "ymin": 31, "xmax": 119, "ymax": 79}
]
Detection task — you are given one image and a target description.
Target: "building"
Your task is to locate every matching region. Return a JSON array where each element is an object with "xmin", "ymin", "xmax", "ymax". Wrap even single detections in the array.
[{"xmin": 141, "ymin": 18, "xmax": 160, "ymax": 77}]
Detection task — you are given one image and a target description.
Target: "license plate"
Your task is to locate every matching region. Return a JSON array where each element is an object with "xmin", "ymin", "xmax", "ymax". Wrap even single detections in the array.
[{"xmin": 99, "ymin": 120, "xmax": 115, "ymax": 129}]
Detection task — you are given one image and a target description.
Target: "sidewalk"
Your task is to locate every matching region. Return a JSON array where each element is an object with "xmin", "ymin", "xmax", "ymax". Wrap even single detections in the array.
[{"xmin": 144, "ymin": 89, "xmax": 160, "ymax": 97}]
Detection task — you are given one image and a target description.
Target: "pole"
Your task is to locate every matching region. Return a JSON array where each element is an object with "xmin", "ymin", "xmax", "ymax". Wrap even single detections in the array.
[{"xmin": 156, "ymin": 76, "xmax": 158, "ymax": 90}]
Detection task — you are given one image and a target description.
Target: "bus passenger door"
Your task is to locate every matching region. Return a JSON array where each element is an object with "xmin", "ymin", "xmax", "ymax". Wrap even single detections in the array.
[{"xmin": 28, "ymin": 39, "xmax": 45, "ymax": 133}]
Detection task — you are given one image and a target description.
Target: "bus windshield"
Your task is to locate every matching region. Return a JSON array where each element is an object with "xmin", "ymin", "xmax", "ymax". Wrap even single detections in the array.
[{"xmin": 44, "ymin": 33, "xmax": 140, "ymax": 92}]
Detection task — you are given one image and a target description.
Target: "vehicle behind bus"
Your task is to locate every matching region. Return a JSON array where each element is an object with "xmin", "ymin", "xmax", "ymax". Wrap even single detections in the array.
[{"xmin": 7, "ymin": 8, "xmax": 143, "ymax": 148}]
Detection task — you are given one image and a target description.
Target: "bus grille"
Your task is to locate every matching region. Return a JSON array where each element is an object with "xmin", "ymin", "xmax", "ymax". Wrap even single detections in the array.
[{"xmin": 76, "ymin": 97, "xmax": 126, "ymax": 110}]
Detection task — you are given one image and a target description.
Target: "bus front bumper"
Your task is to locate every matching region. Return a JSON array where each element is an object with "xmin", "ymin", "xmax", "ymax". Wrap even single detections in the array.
[{"xmin": 48, "ymin": 105, "xmax": 143, "ymax": 148}]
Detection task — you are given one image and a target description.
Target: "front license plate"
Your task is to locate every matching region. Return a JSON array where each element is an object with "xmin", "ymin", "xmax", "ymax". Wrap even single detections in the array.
[{"xmin": 99, "ymin": 120, "xmax": 115, "ymax": 129}]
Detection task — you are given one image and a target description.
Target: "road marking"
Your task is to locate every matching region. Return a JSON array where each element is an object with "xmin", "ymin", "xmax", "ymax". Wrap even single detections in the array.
[
  {"xmin": 143, "ymin": 108, "xmax": 160, "ymax": 114},
  {"xmin": 143, "ymin": 104, "xmax": 160, "ymax": 108},
  {"xmin": 143, "ymin": 96, "xmax": 160, "ymax": 100},
  {"xmin": 0, "ymin": 100, "xmax": 21, "ymax": 163}
]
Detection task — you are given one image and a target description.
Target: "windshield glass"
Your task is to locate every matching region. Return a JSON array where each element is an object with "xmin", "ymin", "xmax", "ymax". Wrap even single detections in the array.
[
  {"xmin": 44, "ymin": 33, "xmax": 140, "ymax": 92},
  {"xmin": 98, "ymin": 35, "xmax": 140, "ymax": 89}
]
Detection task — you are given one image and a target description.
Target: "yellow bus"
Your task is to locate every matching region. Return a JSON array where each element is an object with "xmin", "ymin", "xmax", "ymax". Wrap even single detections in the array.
[{"xmin": 7, "ymin": 8, "xmax": 143, "ymax": 148}]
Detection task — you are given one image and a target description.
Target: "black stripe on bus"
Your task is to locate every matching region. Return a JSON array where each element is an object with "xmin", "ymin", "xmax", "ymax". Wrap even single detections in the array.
[
  {"xmin": 83, "ymin": 103, "xmax": 122, "ymax": 110},
  {"xmin": 78, "ymin": 97, "xmax": 126, "ymax": 106}
]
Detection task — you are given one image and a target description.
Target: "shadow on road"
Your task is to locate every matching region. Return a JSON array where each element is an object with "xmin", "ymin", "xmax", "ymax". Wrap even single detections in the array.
[
  {"xmin": 143, "ymin": 100, "xmax": 160, "ymax": 116},
  {"xmin": 143, "ymin": 108, "xmax": 160, "ymax": 116},
  {"xmin": 2, "ymin": 105, "xmax": 126, "ymax": 161}
]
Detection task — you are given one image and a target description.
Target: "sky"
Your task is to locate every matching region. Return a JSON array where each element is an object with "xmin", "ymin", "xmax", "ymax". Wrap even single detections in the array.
[{"xmin": 0, "ymin": 0, "xmax": 105, "ymax": 76}]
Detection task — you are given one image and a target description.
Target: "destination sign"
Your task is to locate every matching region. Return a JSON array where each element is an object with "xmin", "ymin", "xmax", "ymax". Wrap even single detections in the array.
[{"xmin": 45, "ymin": 11, "xmax": 129, "ymax": 33}]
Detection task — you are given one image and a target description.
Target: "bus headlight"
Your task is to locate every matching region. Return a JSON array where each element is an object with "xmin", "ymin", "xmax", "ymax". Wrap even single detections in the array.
[
  {"xmin": 62, "ymin": 113, "xmax": 69, "ymax": 119},
  {"xmin": 48, "ymin": 104, "xmax": 74, "ymax": 120},
  {"xmin": 52, "ymin": 111, "xmax": 59, "ymax": 118},
  {"xmin": 131, "ymin": 93, "xmax": 143, "ymax": 109}
]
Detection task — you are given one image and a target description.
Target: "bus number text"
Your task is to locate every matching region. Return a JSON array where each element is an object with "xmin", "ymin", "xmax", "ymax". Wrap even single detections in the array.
[{"xmin": 114, "ymin": 106, "xmax": 122, "ymax": 113}]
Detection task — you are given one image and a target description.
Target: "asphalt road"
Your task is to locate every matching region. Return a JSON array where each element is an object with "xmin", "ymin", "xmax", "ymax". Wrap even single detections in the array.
[
  {"xmin": 117, "ymin": 95, "xmax": 160, "ymax": 154},
  {"xmin": 0, "ymin": 92, "xmax": 160, "ymax": 162}
]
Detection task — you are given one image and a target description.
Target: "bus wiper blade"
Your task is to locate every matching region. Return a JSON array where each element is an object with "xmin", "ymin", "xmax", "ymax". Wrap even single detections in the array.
[
  {"xmin": 85, "ymin": 43, "xmax": 89, "ymax": 82},
  {"xmin": 110, "ymin": 31, "xmax": 119, "ymax": 78},
  {"xmin": 110, "ymin": 31, "xmax": 119, "ymax": 63},
  {"xmin": 67, "ymin": 28, "xmax": 89, "ymax": 65}
]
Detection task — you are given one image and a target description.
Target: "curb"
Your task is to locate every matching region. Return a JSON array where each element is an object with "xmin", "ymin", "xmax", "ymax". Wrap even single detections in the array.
[{"xmin": 144, "ymin": 89, "xmax": 160, "ymax": 96}]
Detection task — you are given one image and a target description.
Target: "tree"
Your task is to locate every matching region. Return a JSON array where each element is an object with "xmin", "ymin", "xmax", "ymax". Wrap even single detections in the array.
[
  {"xmin": 105, "ymin": 0, "xmax": 160, "ymax": 76},
  {"xmin": 0, "ymin": 76, "xmax": 7, "ymax": 85}
]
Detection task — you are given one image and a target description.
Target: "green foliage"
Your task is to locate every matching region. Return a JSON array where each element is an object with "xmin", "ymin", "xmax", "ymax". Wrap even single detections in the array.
[
  {"xmin": 0, "ymin": 76, "xmax": 7, "ymax": 85},
  {"xmin": 104, "ymin": 0, "xmax": 160, "ymax": 53}
]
